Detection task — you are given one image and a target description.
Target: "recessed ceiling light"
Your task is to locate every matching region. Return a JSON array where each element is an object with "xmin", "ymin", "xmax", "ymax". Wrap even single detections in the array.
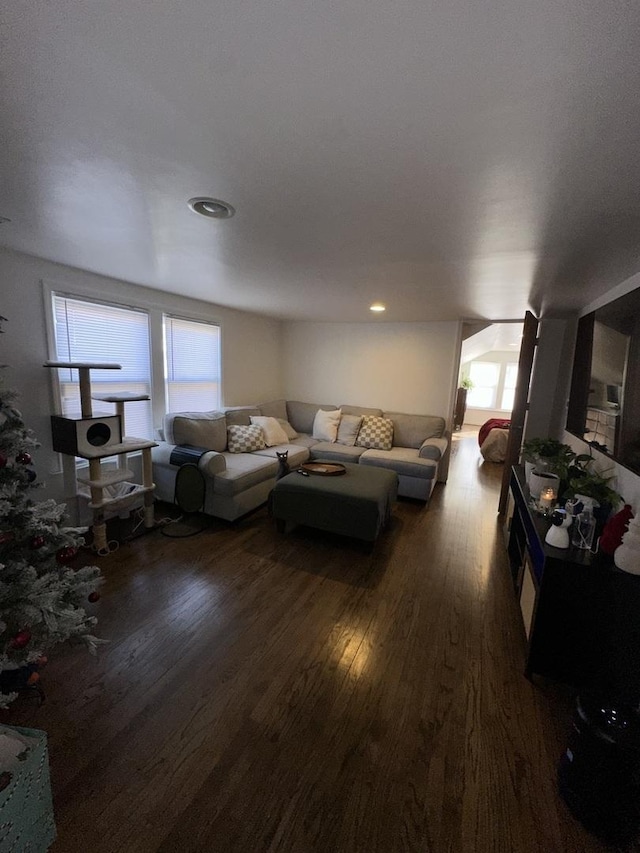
[
  {"xmin": 370, "ymin": 303, "xmax": 386, "ymax": 312},
  {"xmin": 188, "ymin": 197, "xmax": 235, "ymax": 219}
]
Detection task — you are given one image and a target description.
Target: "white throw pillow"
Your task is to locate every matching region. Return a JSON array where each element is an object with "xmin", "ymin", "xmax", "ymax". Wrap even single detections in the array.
[
  {"xmin": 250, "ymin": 416, "xmax": 289, "ymax": 447},
  {"xmin": 312, "ymin": 408, "xmax": 342, "ymax": 442}
]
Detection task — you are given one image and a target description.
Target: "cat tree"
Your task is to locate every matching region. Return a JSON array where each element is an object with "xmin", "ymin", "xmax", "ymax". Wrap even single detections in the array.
[{"xmin": 44, "ymin": 361, "xmax": 157, "ymax": 554}]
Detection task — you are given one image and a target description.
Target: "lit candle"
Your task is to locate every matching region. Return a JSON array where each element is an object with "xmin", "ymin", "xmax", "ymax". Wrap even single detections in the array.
[{"xmin": 539, "ymin": 487, "xmax": 557, "ymax": 510}]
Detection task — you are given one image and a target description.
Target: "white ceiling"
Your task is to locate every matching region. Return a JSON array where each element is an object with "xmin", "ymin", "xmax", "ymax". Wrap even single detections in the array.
[
  {"xmin": 2, "ymin": 1, "xmax": 640, "ymax": 322},
  {"xmin": 461, "ymin": 323, "xmax": 523, "ymax": 364}
]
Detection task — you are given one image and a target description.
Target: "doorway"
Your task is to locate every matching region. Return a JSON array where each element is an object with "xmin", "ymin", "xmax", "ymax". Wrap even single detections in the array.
[{"xmin": 455, "ymin": 320, "xmax": 525, "ymax": 438}]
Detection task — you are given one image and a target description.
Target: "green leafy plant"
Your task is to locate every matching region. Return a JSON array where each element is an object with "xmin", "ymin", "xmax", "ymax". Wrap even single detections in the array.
[
  {"xmin": 565, "ymin": 468, "xmax": 623, "ymax": 510},
  {"xmin": 522, "ymin": 435, "xmax": 623, "ymax": 508},
  {"xmin": 460, "ymin": 376, "xmax": 474, "ymax": 391},
  {"xmin": 522, "ymin": 438, "xmax": 570, "ymax": 477}
]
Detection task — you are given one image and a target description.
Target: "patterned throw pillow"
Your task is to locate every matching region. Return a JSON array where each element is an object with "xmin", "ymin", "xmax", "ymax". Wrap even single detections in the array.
[
  {"xmin": 227, "ymin": 424, "xmax": 266, "ymax": 453},
  {"xmin": 355, "ymin": 416, "xmax": 394, "ymax": 451}
]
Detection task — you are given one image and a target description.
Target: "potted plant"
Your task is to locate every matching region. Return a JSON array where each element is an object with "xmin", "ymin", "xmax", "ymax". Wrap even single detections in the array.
[
  {"xmin": 521, "ymin": 437, "xmax": 594, "ymax": 497},
  {"xmin": 454, "ymin": 377, "xmax": 474, "ymax": 430},
  {"xmin": 522, "ymin": 438, "xmax": 572, "ymax": 478},
  {"xmin": 565, "ymin": 468, "xmax": 623, "ymax": 511},
  {"xmin": 564, "ymin": 467, "xmax": 624, "ymax": 537}
]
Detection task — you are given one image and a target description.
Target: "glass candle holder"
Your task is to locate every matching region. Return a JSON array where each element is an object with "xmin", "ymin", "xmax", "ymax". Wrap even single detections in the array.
[{"xmin": 539, "ymin": 486, "xmax": 557, "ymax": 511}]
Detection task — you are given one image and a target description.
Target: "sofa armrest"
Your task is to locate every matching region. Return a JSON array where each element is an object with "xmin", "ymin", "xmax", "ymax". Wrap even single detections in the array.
[
  {"xmin": 151, "ymin": 442, "xmax": 227, "ymax": 476},
  {"xmin": 418, "ymin": 436, "xmax": 448, "ymax": 461}
]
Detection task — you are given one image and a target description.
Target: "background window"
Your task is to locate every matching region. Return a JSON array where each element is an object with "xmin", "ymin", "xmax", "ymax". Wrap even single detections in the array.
[
  {"xmin": 52, "ymin": 294, "xmax": 153, "ymax": 439},
  {"xmin": 163, "ymin": 316, "xmax": 221, "ymax": 413},
  {"xmin": 466, "ymin": 362, "xmax": 500, "ymax": 409},
  {"xmin": 501, "ymin": 362, "xmax": 518, "ymax": 411}
]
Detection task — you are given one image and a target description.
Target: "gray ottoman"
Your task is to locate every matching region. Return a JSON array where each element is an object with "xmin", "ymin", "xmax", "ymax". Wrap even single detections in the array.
[{"xmin": 272, "ymin": 461, "xmax": 398, "ymax": 543}]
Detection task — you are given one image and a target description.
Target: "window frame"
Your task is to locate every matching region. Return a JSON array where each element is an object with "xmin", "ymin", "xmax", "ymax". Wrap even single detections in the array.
[
  {"xmin": 45, "ymin": 289, "xmax": 155, "ymax": 459},
  {"xmin": 463, "ymin": 359, "xmax": 518, "ymax": 412},
  {"xmin": 162, "ymin": 313, "xmax": 222, "ymax": 414},
  {"xmin": 43, "ymin": 280, "xmax": 225, "ymax": 433},
  {"xmin": 500, "ymin": 362, "xmax": 519, "ymax": 411}
]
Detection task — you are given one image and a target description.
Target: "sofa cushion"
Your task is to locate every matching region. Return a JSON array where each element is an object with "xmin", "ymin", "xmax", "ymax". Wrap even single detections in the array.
[
  {"xmin": 336, "ymin": 414, "xmax": 363, "ymax": 446},
  {"xmin": 340, "ymin": 404, "xmax": 383, "ymax": 418},
  {"xmin": 227, "ymin": 424, "xmax": 266, "ymax": 453},
  {"xmin": 312, "ymin": 408, "xmax": 342, "ymax": 442},
  {"xmin": 286, "ymin": 433, "xmax": 320, "ymax": 450},
  {"xmin": 213, "ymin": 452, "xmax": 277, "ymax": 496},
  {"xmin": 360, "ymin": 448, "xmax": 438, "ymax": 480},
  {"xmin": 250, "ymin": 416, "xmax": 289, "ymax": 447},
  {"xmin": 287, "ymin": 401, "xmax": 338, "ymax": 434},
  {"xmin": 309, "ymin": 443, "xmax": 366, "ymax": 463},
  {"xmin": 384, "ymin": 412, "xmax": 445, "ymax": 447},
  {"xmin": 277, "ymin": 418, "xmax": 298, "ymax": 440},
  {"xmin": 225, "ymin": 407, "xmax": 262, "ymax": 426},
  {"xmin": 258, "ymin": 399, "xmax": 288, "ymax": 421},
  {"xmin": 355, "ymin": 416, "xmax": 394, "ymax": 451},
  {"xmin": 164, "ymin": 411, "xmax": 227, "ymax": 451},
  {"xmin": 253, "ymin": 444, "xmax": 309, "ymax": 467}
]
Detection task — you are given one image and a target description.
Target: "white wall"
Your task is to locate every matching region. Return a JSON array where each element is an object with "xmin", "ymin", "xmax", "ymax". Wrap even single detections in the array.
[
  {"xmin": 0, "ymin": 247, "xmax": 282, "ymax": 502},
  {"xmin": 282, "ymin": 321, "xmax": 459, "ymax": 419}
]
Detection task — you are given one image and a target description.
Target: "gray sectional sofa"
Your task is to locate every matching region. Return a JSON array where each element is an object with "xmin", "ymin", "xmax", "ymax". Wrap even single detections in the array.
[{"xmin": 151, "ymin": 399, "xmax": 450, "ymax": 521}]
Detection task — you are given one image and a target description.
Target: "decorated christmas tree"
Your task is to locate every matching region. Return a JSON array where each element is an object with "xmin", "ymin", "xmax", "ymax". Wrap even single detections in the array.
[{"xmin": 0, "ymin": 317, "xmax": 104, "ymax": 706}]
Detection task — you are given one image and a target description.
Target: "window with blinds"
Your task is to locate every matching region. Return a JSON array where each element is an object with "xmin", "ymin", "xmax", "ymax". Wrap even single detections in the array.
[
  {"xmin": 163, "ymin": 316, "xmax": 221, "ymax": 413},
  {"xmin": 52, "ymin": 294, "xmax": 153, "ymax": 439}
]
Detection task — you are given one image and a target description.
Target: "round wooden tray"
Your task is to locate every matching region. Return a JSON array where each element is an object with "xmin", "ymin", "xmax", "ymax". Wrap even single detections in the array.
[{"xmin": 299, "ymin": 462, "xmax": 346, "ymax": 476}]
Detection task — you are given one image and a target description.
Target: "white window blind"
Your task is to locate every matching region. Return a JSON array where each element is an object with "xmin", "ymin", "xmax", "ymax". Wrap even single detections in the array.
[
  {"xmin": 163, "ymin": 316, "xmax": 221, "ymax": 413},
  {"xmin": 52, "ymin": 294, "xmax": 153, "ymax": 439}
]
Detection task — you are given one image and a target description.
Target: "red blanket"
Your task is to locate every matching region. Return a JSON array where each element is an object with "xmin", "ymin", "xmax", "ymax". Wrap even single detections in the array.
[{"xmin": 479, "ymin": 418, "xmax": 511, "ymax": 447}]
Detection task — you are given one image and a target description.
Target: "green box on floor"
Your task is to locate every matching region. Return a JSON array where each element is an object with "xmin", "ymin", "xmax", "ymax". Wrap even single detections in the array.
[{"xmin": 0, "ymin": 725, "xmax": 56, "ymax": 852}]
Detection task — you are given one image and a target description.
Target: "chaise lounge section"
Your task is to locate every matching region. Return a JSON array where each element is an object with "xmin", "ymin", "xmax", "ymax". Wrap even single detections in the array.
[{"xmin": 151, "ymin": 399, "xmax": 449, "ymax": 521}]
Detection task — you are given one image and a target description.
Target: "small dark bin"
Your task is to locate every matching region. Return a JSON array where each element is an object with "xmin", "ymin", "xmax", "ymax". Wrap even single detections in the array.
[{"xmin": 558, "ymin": 694, "xmax": 640, "ymax": 844}]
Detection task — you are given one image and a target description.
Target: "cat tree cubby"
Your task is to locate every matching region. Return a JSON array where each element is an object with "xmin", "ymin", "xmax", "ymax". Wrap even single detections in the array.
[{"xmin": 44, "ymin": 361, "xmax": 157, "ymax": 553}]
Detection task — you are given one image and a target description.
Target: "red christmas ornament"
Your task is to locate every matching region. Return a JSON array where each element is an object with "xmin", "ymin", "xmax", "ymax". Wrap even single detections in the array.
[
  {"xmin": 0, "ymin": 531, "xmax": 14, "ymax": 546},
  {"xmin": 88, "ymin": 591, "xmax": 101, "ymax": 603},
  {"xmin": 0, "ymin": 453, "xmax": 6, "ymax": 469},
  {"xmin": 56, "ymin": 546, "xmax": 78, "ymax": 565},
  {"xmin": 11, "ymin": 629, "xmax": 31, "ymax": 649},
  {"xmin": 27, "ymin": 672, "xmax": 40, "ymax": 686},
  {"xmin": 31, "ymin": 535, "xmax": 46, "ymax": 549},
  {"xmin": 16, "ymin": 452, "xmax": 32, "ymax": 465}
]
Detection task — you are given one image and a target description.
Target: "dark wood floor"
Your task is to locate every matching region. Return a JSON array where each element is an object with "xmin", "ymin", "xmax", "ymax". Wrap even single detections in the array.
[{"xmin": 3, "ymin": 437, "xmax": 624, "ymax": 851}]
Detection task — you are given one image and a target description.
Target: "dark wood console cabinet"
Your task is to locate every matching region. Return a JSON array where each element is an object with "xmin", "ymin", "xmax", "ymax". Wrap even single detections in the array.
[{"xmin": 506, "ymin": 466, "xmax": 640, "ymax": 697}]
